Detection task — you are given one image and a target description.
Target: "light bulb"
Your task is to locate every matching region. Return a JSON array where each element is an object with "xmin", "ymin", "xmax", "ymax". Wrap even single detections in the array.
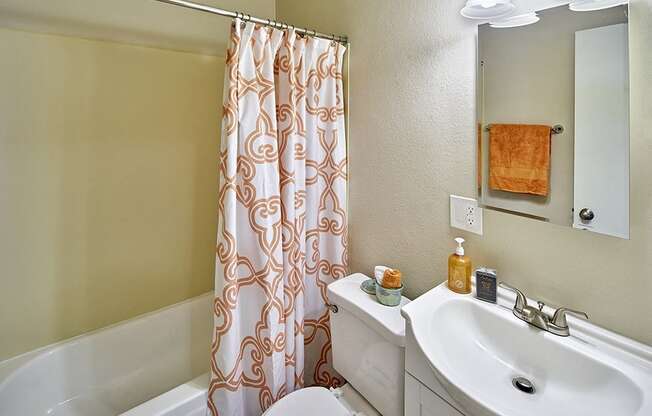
[
  {"xmin": 490, "ymin": 12, "xmax": 540, "ymax": 28},
  {"xmin": 460, "ymin": 0, "xmax": 516, "ymax": 20},
  {"xmin": 569, "ymin": 0, "xmax": 628, "ymax": 11}
]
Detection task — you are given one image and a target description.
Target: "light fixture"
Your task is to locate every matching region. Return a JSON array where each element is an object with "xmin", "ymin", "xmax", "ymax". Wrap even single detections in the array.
[
  {"xmin": 460, "ymin": 0, "xmax": 516, "ymax": 20},
  {"xmin": 569, "ymin": 0, "xmax": 628, "ymax": 11},
  {"xmin": 490, "ymin": 12, "xmax": 540, "ymax": 28}
]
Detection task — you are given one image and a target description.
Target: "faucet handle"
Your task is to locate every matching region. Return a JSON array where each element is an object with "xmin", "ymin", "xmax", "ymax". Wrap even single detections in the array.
[
  {"xmin": 498, "ymin": 282, "xmax": 527, "ymax": 312},
  {"xmin": 551, "ymin": 307, "xmax": 589, "ymax": 328}
]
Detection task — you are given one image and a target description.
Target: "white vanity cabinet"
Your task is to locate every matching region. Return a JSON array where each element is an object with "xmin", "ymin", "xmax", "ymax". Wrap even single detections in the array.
[
  {"xmin": 404, "ymin": 326, "xmax": 468, "ymax": 416},
  {"xmin": 405, "ymin": 372, "xmax": 463, "ymax": 416}
]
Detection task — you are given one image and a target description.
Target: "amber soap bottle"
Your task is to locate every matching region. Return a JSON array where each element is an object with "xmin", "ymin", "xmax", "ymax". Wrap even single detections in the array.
[{"xmin": 448, "ymin": 237, "xmax": 471, "ymax": 294}]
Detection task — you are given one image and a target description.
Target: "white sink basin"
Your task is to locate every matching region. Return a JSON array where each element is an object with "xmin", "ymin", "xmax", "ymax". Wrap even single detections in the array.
[{"xmin": 401, "ymin": 283, "xmax": 652, "ymax": 416}]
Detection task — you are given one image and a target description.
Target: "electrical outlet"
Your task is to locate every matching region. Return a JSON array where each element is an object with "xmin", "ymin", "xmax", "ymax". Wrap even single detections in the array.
[{"xmin": 450, "ymin": 195, "xmax": 483, "ymax": 235}]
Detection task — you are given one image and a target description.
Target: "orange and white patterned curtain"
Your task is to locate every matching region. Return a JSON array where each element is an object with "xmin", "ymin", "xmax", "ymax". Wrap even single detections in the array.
[{"xmin": 207, "ymin": 20, "xmax": 347, "ymax": 416}]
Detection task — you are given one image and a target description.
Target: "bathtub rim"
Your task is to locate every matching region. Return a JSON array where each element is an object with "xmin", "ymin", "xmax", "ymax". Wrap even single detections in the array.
[{"xmin": 120, "ymin": 372, "xmax": 209, "ymax": 416}]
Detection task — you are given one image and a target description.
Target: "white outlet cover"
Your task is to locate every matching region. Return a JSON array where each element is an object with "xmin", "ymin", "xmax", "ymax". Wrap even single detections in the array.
[{"xmin": 450, "ymin": 195, "xmax": 483, "ymax": 235}]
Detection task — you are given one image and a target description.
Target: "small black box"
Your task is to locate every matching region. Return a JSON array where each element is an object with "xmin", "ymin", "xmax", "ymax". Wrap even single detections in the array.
[{"xmin": 475, "ymin": 268, "xmax": 497, "ymax": 303}]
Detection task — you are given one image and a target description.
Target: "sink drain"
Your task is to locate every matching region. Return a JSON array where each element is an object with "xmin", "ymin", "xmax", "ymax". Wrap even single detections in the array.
[{"xmin": 512, "ymin": 377, "xmax": 535, "ymax": 394}]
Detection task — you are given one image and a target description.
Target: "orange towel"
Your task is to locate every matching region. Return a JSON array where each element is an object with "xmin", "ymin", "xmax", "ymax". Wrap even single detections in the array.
[{"xmin": 489, "ymin": 124, "xmax": 551, "ymax": 196}]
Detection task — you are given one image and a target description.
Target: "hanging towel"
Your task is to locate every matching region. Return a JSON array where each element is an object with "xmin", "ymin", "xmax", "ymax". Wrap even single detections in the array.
[{"xmin": 489, "ymin": 124, "xmax": 551, "ymax": 196}]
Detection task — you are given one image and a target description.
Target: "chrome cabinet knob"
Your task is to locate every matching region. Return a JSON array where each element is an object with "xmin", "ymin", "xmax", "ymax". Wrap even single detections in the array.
[{"xmin": 579, "ymin": 208, "xmax": 595, "ymax": 221}]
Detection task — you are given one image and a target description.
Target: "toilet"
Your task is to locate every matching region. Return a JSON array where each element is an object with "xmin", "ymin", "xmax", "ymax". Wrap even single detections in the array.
[{"xmin": 263, "ymin": 273, "xmax": 410, "ymax": 416}]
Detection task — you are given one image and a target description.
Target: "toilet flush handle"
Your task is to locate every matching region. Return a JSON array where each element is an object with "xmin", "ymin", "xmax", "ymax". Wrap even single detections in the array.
[{"xmin": 326, "ymin": 302, "xmax": 339, "ymax": 313}]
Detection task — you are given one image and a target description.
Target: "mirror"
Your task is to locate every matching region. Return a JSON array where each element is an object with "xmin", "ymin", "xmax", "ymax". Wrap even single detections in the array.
[{"xmin": 477, "ymin": 4, "xmax": 629, "ymax": 239}]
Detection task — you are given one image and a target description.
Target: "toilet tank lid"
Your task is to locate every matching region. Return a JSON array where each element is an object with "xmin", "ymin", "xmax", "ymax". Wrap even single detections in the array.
[{"xmin": 327, "ymin": 273, "xmax": 409, "ymax": 347}]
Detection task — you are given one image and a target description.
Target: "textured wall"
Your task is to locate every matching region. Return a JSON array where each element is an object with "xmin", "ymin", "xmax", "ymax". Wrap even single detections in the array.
[
  {"xmin": 0, "ymin": 28, "xmax": 222, "ymax": 360},
  {"xmin": 276, "ymin": 0, "xmax": 652, "ymax": 346},
  {"xmin": 0, "ymin": 0, "xmax": 276, "ymax": 54}
]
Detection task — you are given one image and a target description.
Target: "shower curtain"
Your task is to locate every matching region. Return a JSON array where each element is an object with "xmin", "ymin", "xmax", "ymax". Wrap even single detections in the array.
[{"xmin": 207, "ymin": 19, "xmax": 348, "ymax": 416}]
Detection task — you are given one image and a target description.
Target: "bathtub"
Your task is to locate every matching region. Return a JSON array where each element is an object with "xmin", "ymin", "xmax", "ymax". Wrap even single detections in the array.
[{"xmin": 0, "ymin": 293, "xmax": 212, "ymax": 416}]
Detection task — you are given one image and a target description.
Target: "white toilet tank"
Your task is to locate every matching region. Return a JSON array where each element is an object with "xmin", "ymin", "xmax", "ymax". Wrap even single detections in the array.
[{"xmin": 327, "ymin": 273, "xmax": 410, "ymax": 416}]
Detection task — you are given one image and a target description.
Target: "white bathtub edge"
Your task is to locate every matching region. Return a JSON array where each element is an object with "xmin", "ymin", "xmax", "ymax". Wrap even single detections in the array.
[{"xmin": 121, "ymin": 373, "xmax": 209, "ymax": 416}]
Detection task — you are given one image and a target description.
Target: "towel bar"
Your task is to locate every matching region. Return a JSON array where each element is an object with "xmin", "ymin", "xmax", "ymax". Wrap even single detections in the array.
[{"xmin": 484, "ymin": 124, "xmax": 564, "ymax": 135}]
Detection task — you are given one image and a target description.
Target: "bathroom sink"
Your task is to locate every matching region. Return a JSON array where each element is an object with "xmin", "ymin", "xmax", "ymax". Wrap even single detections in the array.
[{"xmin": 401, "ymin": 283, "xmax": 652, "ymax": 416}]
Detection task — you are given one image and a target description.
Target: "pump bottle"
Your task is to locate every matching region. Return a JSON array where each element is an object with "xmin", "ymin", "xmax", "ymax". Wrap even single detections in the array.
[{"xmin": 448, "ymin": 237, "xmax": 472, "ymax": 294}]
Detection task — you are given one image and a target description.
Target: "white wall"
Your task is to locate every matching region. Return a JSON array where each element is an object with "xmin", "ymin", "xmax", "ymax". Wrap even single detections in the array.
[
  {"xmin": 574, "ymin": 23, "xmax": 630, "ymax": 238},
  {"xmin": 276, "ymin": 0, "xmax": 652, "ymax": 346}
]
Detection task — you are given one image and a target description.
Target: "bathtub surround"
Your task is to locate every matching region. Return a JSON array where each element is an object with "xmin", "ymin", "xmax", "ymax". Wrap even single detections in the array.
[
  {"xmin": 0, "ymin": 28, "xmax": 221, "ymax": 361},
  {"xmin": 209, "ymin": 21, "xmax": 348, "ymax": 415},
  {"xmin": 276, "ymin": 0, "xmax": 652, "ymax": 346}
]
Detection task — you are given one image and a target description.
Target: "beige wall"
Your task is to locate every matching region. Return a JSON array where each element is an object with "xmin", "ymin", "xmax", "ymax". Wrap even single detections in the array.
[
  {"xmin": 0, "ymin": 28, "xmax": 223, "ymax": 360},
  {"xmin": 479, "ymin": 6, "xmax": 626, "ymax": 224},
  {"xmin": 276, "ymin": 0, "xmax": 652, "ymax": 346},
  {"xmin": 0, "ymin": 0, "xmax": 277, "ymax": 55}
]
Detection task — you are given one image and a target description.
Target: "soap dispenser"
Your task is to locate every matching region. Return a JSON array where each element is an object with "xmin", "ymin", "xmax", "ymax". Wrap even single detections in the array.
[{"xmin": 448, "ymin": 237, "xmax": 471, "ymax": 294}]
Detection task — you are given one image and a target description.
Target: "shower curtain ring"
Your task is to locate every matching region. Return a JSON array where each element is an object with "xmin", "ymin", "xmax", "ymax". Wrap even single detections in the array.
[{"xmin": 236, "ymin": 12, "xmax": 246, "ymax": 29}]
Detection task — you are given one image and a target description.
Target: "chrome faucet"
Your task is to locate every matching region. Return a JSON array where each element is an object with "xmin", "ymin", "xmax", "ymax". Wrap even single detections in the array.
[{"xmin": 498, "ymin": 282, "xmax": 589, "ymax": 337}]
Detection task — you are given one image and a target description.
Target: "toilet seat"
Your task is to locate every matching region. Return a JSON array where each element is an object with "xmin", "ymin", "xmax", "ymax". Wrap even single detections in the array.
[{"xmin": 263, "ymin": 386, "xmax": 351, "ymax": 416}]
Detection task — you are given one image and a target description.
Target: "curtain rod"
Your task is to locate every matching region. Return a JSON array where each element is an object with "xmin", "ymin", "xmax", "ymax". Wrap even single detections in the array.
[{"xmin": 154, "ymin": 0, "xmax": 349, "ymax": 43}]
